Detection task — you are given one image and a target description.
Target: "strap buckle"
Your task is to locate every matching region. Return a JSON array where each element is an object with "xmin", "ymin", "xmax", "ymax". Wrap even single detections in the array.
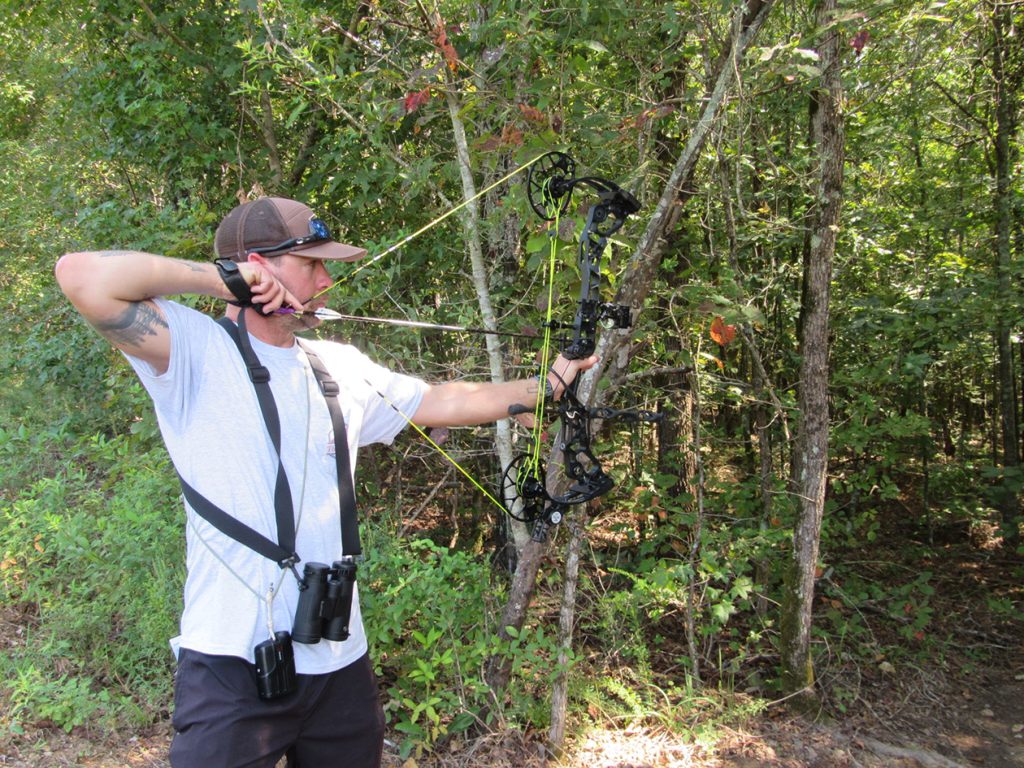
[
  {"xmin": 278, "ymin": 554, "xmax": 302, "ymax": 582},
  {"xmin": 249, "ymin": 365, "xmax": 271, "ymax": 384}
]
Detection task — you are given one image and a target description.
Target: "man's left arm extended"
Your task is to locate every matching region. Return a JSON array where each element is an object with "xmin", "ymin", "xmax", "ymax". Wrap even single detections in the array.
[{"xmin": 412, "ymin": 354, "xmax": 598, "ymax": 428}]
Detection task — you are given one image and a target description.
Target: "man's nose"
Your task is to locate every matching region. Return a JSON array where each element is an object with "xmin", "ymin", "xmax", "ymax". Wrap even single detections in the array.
[{"xmin": 314, "ymin": 261, "xmax": 334, "ymax": 292}]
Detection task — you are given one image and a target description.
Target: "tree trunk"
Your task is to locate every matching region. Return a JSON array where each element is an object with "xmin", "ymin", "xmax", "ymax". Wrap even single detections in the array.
[
  {"xmin": 991, "ymin": 5, "xmax": 1021, "ymax": 546},
  {"xmin": 684, "ymin": 368, "xmax": 705, "ymax": 684},
  {"xmin": 548, "ymin": 511, "xmax": 587, "ymax": 752},
  {"xmin": 779, "ymin": 0, "xmax": 845, "ymax": 703},
  {"xmin": 442, "ymin": 75, "xmax": 531, "ymax": 552},
  {"xmin": 484, "ymin": 0, "xmax": 776, "ymax": 695}
]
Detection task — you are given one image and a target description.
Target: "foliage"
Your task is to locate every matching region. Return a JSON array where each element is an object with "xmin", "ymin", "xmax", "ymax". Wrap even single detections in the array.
[
  {"xmin": 361, "ymin": 535, "xmax": 568, "ymax": 756},
  {"xmin": 0, "ymin": 0, "xmax": 1021, "ymax": 755},
  {"xmin": 1, "ymin": 429, "xmax": 182, "ymax": 733}
]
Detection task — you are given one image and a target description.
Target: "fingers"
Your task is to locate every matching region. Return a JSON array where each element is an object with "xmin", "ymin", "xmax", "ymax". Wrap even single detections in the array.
[
  {"xmin": 543, "ymin": 353, "xmax": 601, "ymax": 400},
  {"xmin": 240, "ymin": 264, "xmax": 304, "ymax": 315},
  {"xmin": 514, "ymin": 412, "xmax": 536, "ymax": 430},
  {"xmin": 551, "ymin": 354, "xmax": 600, "ymax": 381}
]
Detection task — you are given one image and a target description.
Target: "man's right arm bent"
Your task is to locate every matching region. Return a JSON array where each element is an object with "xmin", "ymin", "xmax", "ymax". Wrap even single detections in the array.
[{"xmin": 55, "ymin": 251, "xmax": 295, "ymax": 375}]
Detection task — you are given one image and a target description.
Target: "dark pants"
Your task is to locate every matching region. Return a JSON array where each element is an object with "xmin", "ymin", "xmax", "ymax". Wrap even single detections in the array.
[{"xmin": 169, "ymin": 648, "xmax": 385, "ymax": 768}]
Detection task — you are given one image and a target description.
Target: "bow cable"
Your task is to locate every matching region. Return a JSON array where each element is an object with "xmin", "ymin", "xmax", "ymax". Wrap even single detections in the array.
[{"xmin": 299, "ymin": 151, "xmax": 561, "ymax": 520}]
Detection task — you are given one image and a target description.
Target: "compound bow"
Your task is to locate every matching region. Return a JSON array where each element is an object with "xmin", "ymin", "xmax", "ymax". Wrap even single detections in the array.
[
  {"xmin": 500, "ymin": 151, "xmax": 662, "ymax": 541},
  {"xmin": 302, "ymin": 150, "xmax": 661, "ymax": 541}
]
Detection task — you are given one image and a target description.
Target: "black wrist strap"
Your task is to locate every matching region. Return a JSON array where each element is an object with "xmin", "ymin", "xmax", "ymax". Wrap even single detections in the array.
[{"xmin": 215, "ymin": 258, "xmax": 254, "ymax": 307}]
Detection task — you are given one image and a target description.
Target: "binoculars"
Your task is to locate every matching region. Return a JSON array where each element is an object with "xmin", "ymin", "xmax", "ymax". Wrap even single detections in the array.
[
  {"xmin": 251, "ymin": 558, "xmax": 357, "ymax": 701},
  {"xmin": 292, "ymin": 558, "xmax": 357, "ymax": 644}
]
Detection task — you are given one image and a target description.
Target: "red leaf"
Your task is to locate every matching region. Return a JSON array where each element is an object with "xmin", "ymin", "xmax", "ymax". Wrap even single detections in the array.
[
  {"xmin": 517, "ymin": 103, "xmax": 545, "ymax": 123},
  {"xmin": 851, "ymin": 30, "xmax": 870, "ymax": 55},
  {"xmin": 431, "ymin": 22, "xmax": 460, "ymax": 72},
  {"xmin": 500, "ymin": 123, "xmax": 523, "ymax": 147},
  {"xmin": 404, "ymin": 88, "xmax": 430, "ymax": 114},
  {"xmin": 710, "ymin": 316, "xmax": 736, "ymax": 346}
]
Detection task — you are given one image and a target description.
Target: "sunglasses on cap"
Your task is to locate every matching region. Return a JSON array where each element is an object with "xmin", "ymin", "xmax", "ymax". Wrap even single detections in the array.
[{"xmin": 251, "ymin": 217, "xmax": 332, "ymax": 256}]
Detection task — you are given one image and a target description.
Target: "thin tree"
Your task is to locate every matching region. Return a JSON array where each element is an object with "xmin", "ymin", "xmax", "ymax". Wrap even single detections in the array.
[
  {"xmin": 779, "ymin": 0, "xmax": 845, "ymax": 703},
  {"xmin": 991, "ymin": 1, "xmax": 1021, "ymax": 546}
]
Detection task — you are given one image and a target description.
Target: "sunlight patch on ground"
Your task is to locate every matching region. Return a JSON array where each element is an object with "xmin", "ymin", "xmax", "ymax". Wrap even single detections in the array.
[{"xmin": 561, "ymin": 726, "xmax": 708, "ymax": 767}]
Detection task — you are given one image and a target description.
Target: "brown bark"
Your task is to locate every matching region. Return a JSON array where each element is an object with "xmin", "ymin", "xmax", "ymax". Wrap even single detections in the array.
[
  {"xmin": 547, "ymin": 512, "xmax": 587, "ymax": 752},
  {"xmin": 992, "ymin": 6, "xmax": 1021, "ymax": 545},
  {"xmin": 779, "ymin": 0, "xmax": 845, "ymax": 702}
]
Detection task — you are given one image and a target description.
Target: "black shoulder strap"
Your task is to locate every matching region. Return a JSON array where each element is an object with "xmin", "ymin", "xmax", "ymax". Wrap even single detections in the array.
[
  {"xmin": 298, "ymin": 339, "xmax": 361, "ymax": 557},
  {"xmin": 178, "ymin": 475, "xmax": 295, "ymax": 566},
  {"xmin": 175, "ymin": 312, "xmax": 361, "ymax": 568},
  {"xmin": 172, "ymin": 312, "xmax": 299, "ymax": 571},
  {"xmin": 218, "ymin": 311, "xmax": 297, "ymax": 555}
]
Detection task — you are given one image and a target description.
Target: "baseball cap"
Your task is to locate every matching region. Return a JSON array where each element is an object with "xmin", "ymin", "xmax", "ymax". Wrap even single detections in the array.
[{"xmin": 214, "ymin": 197, "xmax": 367, "ymax": 262}]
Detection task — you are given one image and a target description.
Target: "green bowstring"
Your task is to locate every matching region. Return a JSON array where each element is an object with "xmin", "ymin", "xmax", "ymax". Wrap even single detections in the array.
[
  {"xmin": 363, "ymin": 380, "xmax": 510, "ymax": 515},
  {"xmin": 518, "ymin": 184, "xmax": 564, "ymax": 498},
  {"xmin": 373, "ymin": 195, "xmax": 564, "ymax": 519},
  {"xmin": 308, "ymin": 151, "xmax": 555, "ymax": 304}
]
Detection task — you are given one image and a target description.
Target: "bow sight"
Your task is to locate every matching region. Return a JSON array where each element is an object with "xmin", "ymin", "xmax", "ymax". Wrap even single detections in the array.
[{"xmin": 507, "ymin": 151, "xmax": 661, "ymax": 541}]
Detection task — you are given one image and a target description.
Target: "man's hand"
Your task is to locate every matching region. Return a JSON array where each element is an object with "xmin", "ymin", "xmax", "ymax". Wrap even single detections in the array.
[
  {"xmin": 237, "ymin": 262, "xmax": 304, "ymax": 315},
  {"xmin": 545, "ymin": 353, "xmax": 600, "ymax": 400}
]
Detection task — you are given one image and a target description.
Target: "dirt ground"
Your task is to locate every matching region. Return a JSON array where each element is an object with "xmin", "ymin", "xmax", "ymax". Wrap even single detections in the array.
[
  {"xmin": 2, "ymin": 530, "xmax": 1022, "ymax": 767},
  {"xmin": 1, "ymin": 673, "xmax": 1022, "ymax": 768},
  {"xmin": 2, "ymin": 631, "xmax": 1020, "ymax": 768}
]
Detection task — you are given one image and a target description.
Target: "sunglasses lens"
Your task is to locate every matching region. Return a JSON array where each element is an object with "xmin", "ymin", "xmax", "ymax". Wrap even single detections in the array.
[{"xmin": 309, "ymin": 218, "xmax": 331, "ymax": 240}]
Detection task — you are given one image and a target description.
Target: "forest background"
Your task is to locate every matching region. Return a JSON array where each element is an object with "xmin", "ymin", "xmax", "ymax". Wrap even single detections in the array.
[{"xmin": 1, "ymin": 0, "xmax": 1022, "ymax": 766}]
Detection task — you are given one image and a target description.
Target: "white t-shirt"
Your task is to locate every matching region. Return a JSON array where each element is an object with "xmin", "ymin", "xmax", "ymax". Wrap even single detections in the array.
[{"xmin": 126, "ymin": 299, "xmax": 427, "ymax": 674}]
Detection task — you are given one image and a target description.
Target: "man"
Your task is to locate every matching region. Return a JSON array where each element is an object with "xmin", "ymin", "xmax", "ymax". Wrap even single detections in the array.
[{"xmin": 55, "ymin": 196, "xmax": 594, "ymax": 768}]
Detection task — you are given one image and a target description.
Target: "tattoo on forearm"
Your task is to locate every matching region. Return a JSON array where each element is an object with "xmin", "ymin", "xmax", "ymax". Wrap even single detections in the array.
[
  {"xmin": 97, "ymin": 250, "xmax": 146, "ymax": 258},
  {"xmin": 175, "ymin": 258, "xmax": 209, "ymax": 273},
  {"xmin": 94, "ymin": 302, "xmax": 167, "ymax": 348}
]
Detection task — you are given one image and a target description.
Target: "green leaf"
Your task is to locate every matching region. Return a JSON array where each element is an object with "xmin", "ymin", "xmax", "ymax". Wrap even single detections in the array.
[{"xmin": 526, "ymin": 233, "xmax": 553, "ymax": 253}]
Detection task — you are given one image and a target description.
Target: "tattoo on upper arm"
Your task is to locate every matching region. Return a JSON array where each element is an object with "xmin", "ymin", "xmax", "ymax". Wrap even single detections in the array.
[{"xmin": 94, "ymin": 302, "xmax": 168, "ymax": 348}]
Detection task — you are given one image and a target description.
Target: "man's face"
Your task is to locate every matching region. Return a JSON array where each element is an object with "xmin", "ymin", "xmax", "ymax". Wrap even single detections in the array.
[{"xmin": 266, "ymin": 253, "xmax": 335, "ymax": 307}]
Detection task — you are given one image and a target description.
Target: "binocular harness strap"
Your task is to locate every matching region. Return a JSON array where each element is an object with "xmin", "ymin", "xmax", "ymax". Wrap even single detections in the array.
[
  {"xmin": 175, "ymin": 310, "xmax": 360, "ymax": 574},
  {"xmin": 296, "ymin": 339, "xmax": 361, "ymax": 557}
]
